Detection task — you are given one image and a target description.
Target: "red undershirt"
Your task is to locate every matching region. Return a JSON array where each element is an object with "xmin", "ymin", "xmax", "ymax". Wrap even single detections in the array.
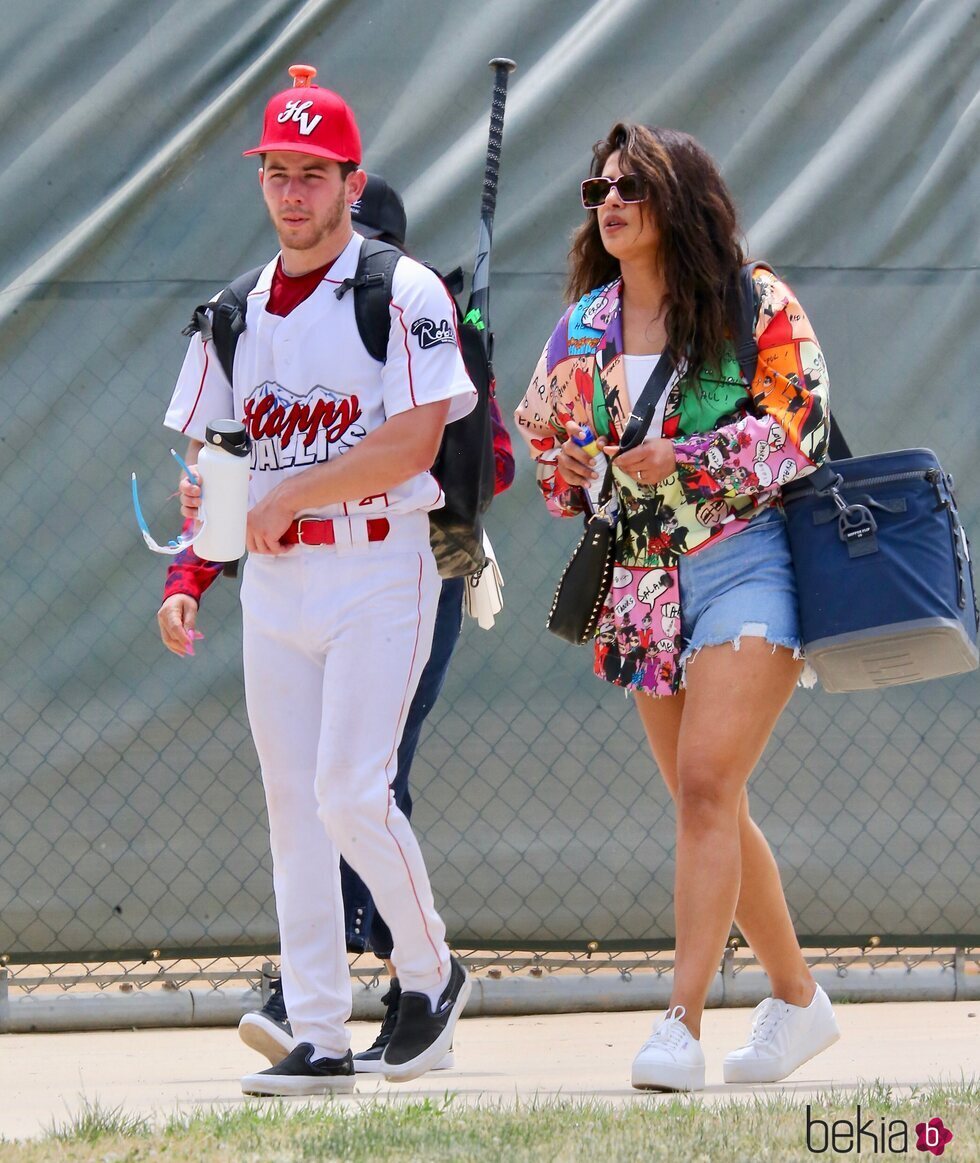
[{"xmin": 266, "ymin": 255, "xmax": 338, "ymax": 317}]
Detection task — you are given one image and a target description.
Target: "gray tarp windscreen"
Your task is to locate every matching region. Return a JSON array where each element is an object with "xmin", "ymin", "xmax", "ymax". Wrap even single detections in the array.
[{"xmin": 1, "ymin": 0, "xmax": 977, "ymax": 959}]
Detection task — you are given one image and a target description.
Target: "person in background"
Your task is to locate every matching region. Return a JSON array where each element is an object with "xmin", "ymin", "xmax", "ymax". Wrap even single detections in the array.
[{"xmin": 515, "ymin": 121, "xmax": 839, "ymax": 1092}]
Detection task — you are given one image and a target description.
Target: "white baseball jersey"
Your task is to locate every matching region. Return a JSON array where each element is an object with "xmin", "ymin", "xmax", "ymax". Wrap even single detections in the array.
[{"xmin": 164, "ymin": 232, "xmax": 476, "ymax": 518}]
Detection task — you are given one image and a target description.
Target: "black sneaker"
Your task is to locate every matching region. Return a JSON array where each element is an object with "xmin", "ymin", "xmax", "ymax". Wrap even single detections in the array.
[
  {"xmin": 353, "ymin": 978, "xmax": 455, "ymax": 1073},
  {"xmin": 381, "ymin": 956, "xmax": 470, "ymax": 1082},
  {"xmin": 239, "ymin": 977, "xmax": 293, "ymax": 1065},
  {"xmin": 241, "ymin": 1043, "xmax": 355, "ymax": 1096}
]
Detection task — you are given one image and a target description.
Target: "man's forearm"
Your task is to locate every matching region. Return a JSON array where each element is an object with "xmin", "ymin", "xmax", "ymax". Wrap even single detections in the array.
[{"xmin": 275, "ymin": 401, "xmax": 450, "ymax": 514}]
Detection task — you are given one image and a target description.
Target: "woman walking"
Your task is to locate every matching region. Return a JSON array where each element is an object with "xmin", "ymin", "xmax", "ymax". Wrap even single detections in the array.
[{"xmin": 515, "ymin": 123, "xmax": 840, "ymax": 1091}]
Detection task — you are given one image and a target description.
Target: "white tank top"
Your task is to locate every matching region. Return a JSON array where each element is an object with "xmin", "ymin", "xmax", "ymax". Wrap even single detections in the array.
[{"xmin": 622, "ymin": 353, "xmax": 669, "ymax": 434}]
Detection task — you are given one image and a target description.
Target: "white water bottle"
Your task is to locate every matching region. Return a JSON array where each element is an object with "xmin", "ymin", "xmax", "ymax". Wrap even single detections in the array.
[{"xmin": 192, "ymin": 420, "xmax": 251, "ymax": 562}]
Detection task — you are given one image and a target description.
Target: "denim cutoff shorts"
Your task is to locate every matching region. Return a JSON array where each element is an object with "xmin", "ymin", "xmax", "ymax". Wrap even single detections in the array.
[{"xmin": 677, "ymin": 506, "xmax": 803, "ymax": 677}]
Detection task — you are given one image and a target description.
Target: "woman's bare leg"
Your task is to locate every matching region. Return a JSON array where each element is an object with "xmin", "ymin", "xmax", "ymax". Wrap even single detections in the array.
[
  {"xmin": 635, "ymin": 639, "xmax": 804, "ymax": 1037},
  {"xmin": 636, "ymin": 686, "xmax": 815, "ymax": 1011},
  {"xmin": 733, "ymin": 799, "xmax": 815, "ymax": 1006}
]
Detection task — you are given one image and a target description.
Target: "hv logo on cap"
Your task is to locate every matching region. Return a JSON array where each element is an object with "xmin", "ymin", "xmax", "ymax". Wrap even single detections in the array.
[
  {"xmin": 243, "ymin": 64, "xmax": 362, "ymax": 164},
  {"xmin": 277, "ymin": 99, "xmax": 322, "ymax": 137}
]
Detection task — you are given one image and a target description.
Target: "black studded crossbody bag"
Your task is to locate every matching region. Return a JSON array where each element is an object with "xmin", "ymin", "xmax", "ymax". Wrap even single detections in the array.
[{"xmin": 547, "ymin": 351, "xmax": 676, "ymax": 645}]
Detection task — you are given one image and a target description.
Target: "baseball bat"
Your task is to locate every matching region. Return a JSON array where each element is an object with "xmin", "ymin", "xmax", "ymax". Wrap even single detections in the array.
[{"xmin": 464, "ymin": 57, "xmax": 516, "ymax": 356}]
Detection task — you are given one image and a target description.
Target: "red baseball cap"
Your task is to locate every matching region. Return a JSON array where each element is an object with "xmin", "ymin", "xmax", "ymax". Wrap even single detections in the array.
[{"xmin": 243, "ymin": 65, "xmax": 362, "ymax": 164}]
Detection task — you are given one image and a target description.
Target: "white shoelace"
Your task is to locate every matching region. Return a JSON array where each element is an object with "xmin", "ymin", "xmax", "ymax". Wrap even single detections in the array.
[
  {"xmin": 749, "ymin": 997, "xmax": 790, "ymax": 1044},
  {"xmin": 641, "ymin": 1004, "xmax": 691, "ymax": 1053}
]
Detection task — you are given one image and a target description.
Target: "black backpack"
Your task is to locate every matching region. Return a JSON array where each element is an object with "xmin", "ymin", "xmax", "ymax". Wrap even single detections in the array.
[{"xmin": 183, "ymin": 240, "xmax": 495, "ymax": 578}]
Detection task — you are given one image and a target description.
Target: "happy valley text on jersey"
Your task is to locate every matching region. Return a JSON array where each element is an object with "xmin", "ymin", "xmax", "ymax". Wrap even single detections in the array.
[{"xmin": 242, "ymin": 383, "xmax": 366, "ymax": 470}]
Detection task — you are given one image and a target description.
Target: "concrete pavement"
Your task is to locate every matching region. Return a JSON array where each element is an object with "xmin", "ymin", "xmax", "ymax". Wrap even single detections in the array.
[{"xmin": 0, "ymin": 1002, "xmax": 977, "ymax": 1141}]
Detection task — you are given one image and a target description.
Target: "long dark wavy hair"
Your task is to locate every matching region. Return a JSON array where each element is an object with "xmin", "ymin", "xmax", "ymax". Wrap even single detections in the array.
[{"xmin": 567, "ymin": 123, "xmax": 746, "ymax": 383}]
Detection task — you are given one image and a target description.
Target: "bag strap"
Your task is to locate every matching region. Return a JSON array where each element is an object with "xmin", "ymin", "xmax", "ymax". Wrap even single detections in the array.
[
  {"xmin": 334, "ymin": 238, "xmax": 402, "ymax": 362},
  {"xmin": 179, "ymin": 264, "xmax": 265, "ymax": 579},
  {"xmin": 734, "ymin": 261, "xmax": 774, "ymax": 387},
  {"xmin": 618, "ymin": 350, "xmax": 677, "ymax": 451},
  {"xmin": 736, "ymin": 260, "xmax": 853, "ymax": 460},
  {"xmin": 182, "ymin": 264, "xmax": 265, "ymax": 385},
  {"xmin": 587, "ymin": 351, "xmax": 677, "ymax": 515},
  {"xmin": 183, "ymin": 241, "xmax": 404, "ymax": 380}
]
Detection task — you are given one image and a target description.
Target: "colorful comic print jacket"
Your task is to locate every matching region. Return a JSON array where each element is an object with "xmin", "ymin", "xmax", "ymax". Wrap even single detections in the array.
[
  {"xmin": 515, "ymin": 267, "xmax": 830, "ymax": 697},
  {"xmin": 162, "ymin": 394, "xmax": 516, "ymax": 604}
]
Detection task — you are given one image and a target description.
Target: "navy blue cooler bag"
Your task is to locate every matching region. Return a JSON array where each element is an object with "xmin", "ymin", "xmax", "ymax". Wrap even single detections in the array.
[
  {"xmin": 781, "ymin": 451, "xmax": 978, "ymax": 692},
  {"xmin": 737, "ymin": 264, "xmax": 979, "ymax": 693}
]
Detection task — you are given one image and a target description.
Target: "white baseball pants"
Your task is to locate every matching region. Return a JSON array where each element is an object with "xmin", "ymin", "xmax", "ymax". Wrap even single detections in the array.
[{"xmin": 240, "ymin": 512, "xmax": 450, "ymax": 1057}]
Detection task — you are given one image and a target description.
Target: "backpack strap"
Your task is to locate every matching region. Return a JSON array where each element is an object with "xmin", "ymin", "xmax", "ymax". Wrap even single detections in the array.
[
  {"xmin": 179, "ymin": 264, "xmax": 264, "ymax": 580},
  {"xmin": 735, "ymin": 259, "xmax": 852, "ymax": 461},
  {"xmin": 334, "ymin": 239, "xmax": 402, "ymax": 363},
  {"xmin": 734, "ymin": 259, "xmax": 774, "ymax": 386},
  {"xmin": 181, "ymin": 242, "xmax": 404, "ymax": 374},
  {"xmin": 435, "ymin": 265, "xmax": 465, "ymax": 297},
  {"xmin": 182, "ymin": 264, "xmax": 264, "ymax": 385}
]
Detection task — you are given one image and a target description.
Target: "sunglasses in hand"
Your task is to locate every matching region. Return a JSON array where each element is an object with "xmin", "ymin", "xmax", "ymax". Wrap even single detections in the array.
[{"xmin": 580, "ymin": 174, "xmax": 647, "ymax": 209}]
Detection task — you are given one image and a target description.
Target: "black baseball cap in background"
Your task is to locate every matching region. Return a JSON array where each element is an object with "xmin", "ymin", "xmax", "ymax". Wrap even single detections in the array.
[{"xmin": 351, "ymin": 174, "xmax": 407, "ymax": 246}]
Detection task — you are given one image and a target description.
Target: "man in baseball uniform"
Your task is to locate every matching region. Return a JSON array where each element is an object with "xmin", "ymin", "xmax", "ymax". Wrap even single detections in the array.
[
  {"xmin": 159, "ymin": 173, "xmax": 514, "ymax": 1073},
  {"xmin": 163, "ymin": 65, "xmax": 474, "ymax": 1095}
]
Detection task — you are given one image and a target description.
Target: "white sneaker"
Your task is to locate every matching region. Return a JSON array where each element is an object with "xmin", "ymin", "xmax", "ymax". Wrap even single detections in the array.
[
  {"xmin": 631, "ymin": 1005, "xmax": 706, "ymax": 1092},
  {"xmin": 723, "ymin": 984, "xmax": 840, "ymax": 1083}
]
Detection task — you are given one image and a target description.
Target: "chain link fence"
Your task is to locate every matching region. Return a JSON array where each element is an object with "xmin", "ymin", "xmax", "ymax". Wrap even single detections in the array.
[
  {"xmin": 0, "ymin": 279, "xmax": 976, "ymax": 962},
  {"xmin": 1, "ymin": 0, "xmax": 978, "ymax": 976},
  {"xmin": 2, "ymin": 947, "xmax": 977, "ymax": 1034}
]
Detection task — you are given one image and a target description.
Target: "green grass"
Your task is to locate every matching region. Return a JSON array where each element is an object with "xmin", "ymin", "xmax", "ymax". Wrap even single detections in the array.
[
  {"xmin": 0, "ymin": 1083, "xmax": 975, "ymax": 1162},
  {"xmin": 46, "ymin": 1101, "xmax": 153, "ymax": 1144}
]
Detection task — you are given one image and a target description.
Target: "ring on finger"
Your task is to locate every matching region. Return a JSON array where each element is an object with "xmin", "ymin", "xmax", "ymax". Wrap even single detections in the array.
[{"xmin": 637, "ymin": 469, "xmax": 644, "ymax": 481}]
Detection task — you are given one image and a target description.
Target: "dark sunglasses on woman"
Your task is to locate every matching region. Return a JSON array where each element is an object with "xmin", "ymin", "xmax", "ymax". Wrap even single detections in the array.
[{"xmin": 580, "ymin": 174, "xmax": 647, "ymax": 209}]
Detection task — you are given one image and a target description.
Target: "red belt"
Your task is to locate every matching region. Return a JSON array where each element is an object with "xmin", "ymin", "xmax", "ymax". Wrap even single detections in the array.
[{"xmin": 281, "ymin": 517, "xmax": 390, "ymax": 547}]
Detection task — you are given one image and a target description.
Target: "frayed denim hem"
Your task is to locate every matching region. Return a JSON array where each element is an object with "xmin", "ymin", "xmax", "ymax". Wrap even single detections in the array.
[{"xmin": 678, "ymin": 622, "xmax": 815, "ymax": 690}]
